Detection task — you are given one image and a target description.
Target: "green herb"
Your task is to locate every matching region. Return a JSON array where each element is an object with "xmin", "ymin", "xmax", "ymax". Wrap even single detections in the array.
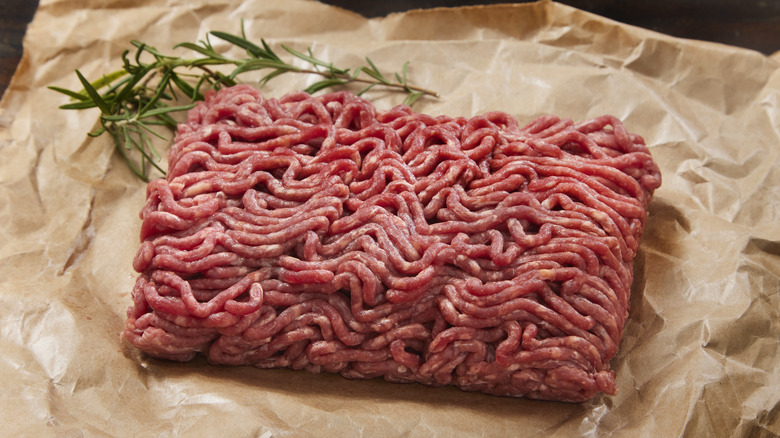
[{"xmin": 50, "ymin": 28, "xmax": 438, "ymax": 182}]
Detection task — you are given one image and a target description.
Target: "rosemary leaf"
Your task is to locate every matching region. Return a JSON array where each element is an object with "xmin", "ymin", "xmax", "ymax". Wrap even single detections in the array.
[
  {"xmin": 139, "ymin": 103, "xmax": 197, "ymax": 119},
  {"xmin": 356, "ymin": 83, "xmax": 377, "ymax": 96},
  {"xmin": 357, "ymin": 66, "xmax": 390, "ymax": 85},
  {"xmin": 113, "ymin": 128, "xmax": 146, "ymax": 180},
  {"xmin": 135, "ymin": 120, "xmax": 169, "ymax": 141},
  {"xmin": 260, "ymin": 39, "xmax": 282, "ymax": 62},
  {"xmin": 75, "ymin": 70, "xmax": 112, "ymax": 114},
  {"xmin": 403, "ymin": 91, "xmax": 424, "ymax": 107},
  {"xmin": 365, "ymin": 57, "xmax": 387, "ymax": 80},
  {"xmin": 211, "ymin": 31, "xmax": 269, "ymax": 59},
  {"xmin": 174, "ymin": 42, "xmax": 227, "ymax": 60},
  {"xmin": 90, "ymin": 70, "xmax": 129, "ymax": 91},
  {"xmin": 282, "ymin": 44, "xmax": 347, "ymax": 74},
  {"xmin": 48, "ymin": 86, "xmax": 90, "ymax": 101},
  {"xmin": 304, "ymin": 78, "xmax": 349, "ymax": 94},
  {"xmin": 59, "ymin": 101, "xmax": 100, "ymax": 110}
]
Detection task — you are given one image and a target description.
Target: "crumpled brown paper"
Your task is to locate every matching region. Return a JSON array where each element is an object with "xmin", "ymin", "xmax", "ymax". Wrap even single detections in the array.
[{"xmin": 1, "ymin": 0, "xmax": 778, "ymax": 436}]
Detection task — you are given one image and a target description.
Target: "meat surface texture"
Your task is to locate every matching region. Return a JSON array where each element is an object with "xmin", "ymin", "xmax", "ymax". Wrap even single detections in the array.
[{"xmin": 123, "ymin": 84, "xmax": 661, "ymax": 402}]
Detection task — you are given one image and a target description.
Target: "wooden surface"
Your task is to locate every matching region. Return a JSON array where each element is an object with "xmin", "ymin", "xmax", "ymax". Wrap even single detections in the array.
[
  {"xmin": 1, "ymin": 0, "xmax": 779, "ymax": 99},
  {"xmin": 0, "ymin": 0, "xmax": 39, "ymax": 99}
]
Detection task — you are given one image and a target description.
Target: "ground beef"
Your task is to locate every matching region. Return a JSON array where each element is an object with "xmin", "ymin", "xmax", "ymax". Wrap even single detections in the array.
[{"xmin": 122, "ymin": 84, "xmax": 661, "ymax": 402}]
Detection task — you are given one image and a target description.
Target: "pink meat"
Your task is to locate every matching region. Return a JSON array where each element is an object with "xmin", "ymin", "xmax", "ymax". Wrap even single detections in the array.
[{"xmin": 123, "ymin": 84, "xmax": 661, "ymax": 402}]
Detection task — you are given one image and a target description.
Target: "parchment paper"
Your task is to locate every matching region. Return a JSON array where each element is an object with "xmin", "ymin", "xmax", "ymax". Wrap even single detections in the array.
[{"xmin": 1, "ymin": 0, "xmax": 778, "ymax": 436}]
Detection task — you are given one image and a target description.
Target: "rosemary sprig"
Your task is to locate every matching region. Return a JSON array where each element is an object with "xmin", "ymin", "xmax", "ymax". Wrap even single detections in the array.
[{"xmin": 50, "ymin": 29, "xmax": 438, "ymax": 181}]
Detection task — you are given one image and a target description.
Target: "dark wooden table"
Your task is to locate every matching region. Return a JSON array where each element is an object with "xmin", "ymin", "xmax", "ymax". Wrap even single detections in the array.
[{"xmin": 2, "ymin": 0, "xmax": 779, "ymax": 99}]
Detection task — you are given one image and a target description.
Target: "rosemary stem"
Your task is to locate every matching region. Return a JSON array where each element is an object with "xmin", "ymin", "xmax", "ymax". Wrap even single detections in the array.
[
  {"xmin": 51, "ymin": 30, "xmax": 438, "ymax": 181},
  {"xmin": 296, "ymin": 68, "xmax": 439, "ymax": 98}
]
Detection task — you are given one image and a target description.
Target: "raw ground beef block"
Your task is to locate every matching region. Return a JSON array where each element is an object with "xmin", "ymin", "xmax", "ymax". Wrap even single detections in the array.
[{"xmin": 122, "ymin": 84, "xmax": 661, "ymax": 402}]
